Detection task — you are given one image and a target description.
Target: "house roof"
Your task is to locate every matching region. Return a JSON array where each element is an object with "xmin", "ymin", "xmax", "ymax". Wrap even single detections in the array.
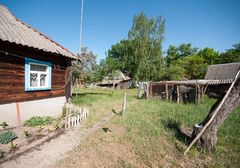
[
  {"xmin": 100, "ymin": 71, "xmax": 131, "ymax": 85},
  {"xmin": 0, "ymin": 5, "xmax": 79, "ymax": 60},
  {"xmin": 205, "ymin": 62, "xmax": 240, "ymax": 81}
]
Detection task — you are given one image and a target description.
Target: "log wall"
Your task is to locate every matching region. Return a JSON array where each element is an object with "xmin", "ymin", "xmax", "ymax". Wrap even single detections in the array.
[{"xmin": 0, "ymin": 40, "xmax": 72, "ymax": 104}]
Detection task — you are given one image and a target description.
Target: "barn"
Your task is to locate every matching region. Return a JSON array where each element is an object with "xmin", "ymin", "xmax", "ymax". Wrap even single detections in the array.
[{"xmin": 0, "ymin": 5, "xmax": 79, "ymax": 126}]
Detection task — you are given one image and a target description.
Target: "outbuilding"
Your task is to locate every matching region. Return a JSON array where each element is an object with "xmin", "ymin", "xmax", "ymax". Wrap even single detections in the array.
[{"xmin": 0, "ymin": 5, "xmax": 79, "ymax": 126}]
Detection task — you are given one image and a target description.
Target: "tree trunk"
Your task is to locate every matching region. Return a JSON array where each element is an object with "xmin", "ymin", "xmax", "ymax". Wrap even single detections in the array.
[{"xmin": 192, "ymin": 77, "xmax": 240, "ymax": 152}]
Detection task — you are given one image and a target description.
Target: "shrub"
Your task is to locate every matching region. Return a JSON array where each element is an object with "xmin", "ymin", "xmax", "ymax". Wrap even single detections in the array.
[
  {"xmin": 24, "ymin": 116, "xmax": 54, "ymax": 127},
  {"xmin": 0, "ymin": 131, "xmax": 17, "ymax": 145}
]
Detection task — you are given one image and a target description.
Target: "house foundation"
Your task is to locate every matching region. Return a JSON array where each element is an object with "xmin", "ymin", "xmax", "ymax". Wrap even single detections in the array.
[{"xmin": 0, "ymin": 96, "xmax": 65, "ymax": 127}]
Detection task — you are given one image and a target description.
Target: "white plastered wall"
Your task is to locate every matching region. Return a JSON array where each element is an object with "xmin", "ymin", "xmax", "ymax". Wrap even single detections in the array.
[{"xmin": 0, "ymin": 96, "xmax": 66, "ymax": 127}]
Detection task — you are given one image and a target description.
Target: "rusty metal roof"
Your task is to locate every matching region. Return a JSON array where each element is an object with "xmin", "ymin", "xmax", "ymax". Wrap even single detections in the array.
[
  {"xmin": 205, "ymin": 62, "xmax": 240, "ymax": 80},
  {"xmin": 0, "ymin": 5, "xmax": 79, "ymax": 60}
]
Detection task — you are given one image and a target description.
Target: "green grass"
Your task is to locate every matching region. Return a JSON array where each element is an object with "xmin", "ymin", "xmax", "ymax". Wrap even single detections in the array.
[
  {"xmin": 69, "ymin": 88, "xmax": 240, "ymax": 167},
  {"xmin": 71, "ymin": 88, "xmax": 134, "ymax": 127}
]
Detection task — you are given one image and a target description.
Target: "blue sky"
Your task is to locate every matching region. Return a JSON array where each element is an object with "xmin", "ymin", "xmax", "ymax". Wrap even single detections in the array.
[{"xmin": 1, "ymin": 0, "xmax": 240, "ymax": 61}]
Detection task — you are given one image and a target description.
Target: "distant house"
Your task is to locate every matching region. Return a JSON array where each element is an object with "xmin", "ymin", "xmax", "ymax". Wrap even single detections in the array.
[
  {"xmin": 98, "ymin": 71, "xmax": 131, "ymax": 89},
  {"xmin": 0, "ymin": 5, "xmax": 79, "ymax": 126}
]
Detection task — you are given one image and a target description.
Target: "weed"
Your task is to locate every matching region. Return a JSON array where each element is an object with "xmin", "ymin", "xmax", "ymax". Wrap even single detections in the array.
[{"xmin": 24, "ymin": 116, "xmax": 55, "ymax": 127}]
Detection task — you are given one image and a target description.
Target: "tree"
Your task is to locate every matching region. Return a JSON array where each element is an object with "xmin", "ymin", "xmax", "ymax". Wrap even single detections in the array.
[
  {"xmin": 191, "ymin": 74, "xmax": 240, "ymax": 152},
  {"xmin": 219, "ymin": 42, "xmax": 240, "ymax": 63},
  {"xmin": 106, "ymin": 12, "xmax": 166, "ymax": 81},
  {"xmin": 198, "ymin": 47, "xmax": 219, "ymax": 65},
  {"xmin": 165, "ymin": 43, "xmax": 199, "ymax": 80},
  {"xmin": 128, "ymin": 12, "xmax": 165, "ymax": 81},
  {"xmin": 72, "ymin": 47, "xmax": 98, "ymax": 85},
  {"xmin": 183, "ymin": 55, "xmax": 208, "ymax": 79}
]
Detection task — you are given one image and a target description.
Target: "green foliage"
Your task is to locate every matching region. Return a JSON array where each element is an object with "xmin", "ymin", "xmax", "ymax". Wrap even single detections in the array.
[
  {"xmin": 104, "ymin": 12, "xmax": 166, "ymax": 81},
  {"xmin": 163, "ymin": 64, "xmax": 186, "ymax": 80},
  {"xmin": 219, "ymin": 43, "xmax": 240, "ymax": 63},
  {"xmin": 198, "ymin": 47, "xmax": 219, "ymax": 64},
  {"xmin": 183, "ymin": 55, "xmax": 208, "ymax": 79},
  {"xmin": 165, "ymin": 43, "xmax": 198, "ymax": 66},
  {"xmin": 165, "ymin": 44, "xmax": 220, "ymax": 80},
  {"xmin": 0, "ymin": 131, "xmax": 17, "ymax": 144},
  {"xmin": 72, "ymin": 47, "xmax": 100, "ymax": 85},
  {"xmin": 24, "ymin": 116, "xmax": 54, "ymax": 127}
]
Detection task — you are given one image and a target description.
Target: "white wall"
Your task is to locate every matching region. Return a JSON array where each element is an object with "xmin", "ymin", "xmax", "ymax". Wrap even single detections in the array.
[{"xmin": 0, "ymin": 96, "xmax": 66, "ymax": 127}]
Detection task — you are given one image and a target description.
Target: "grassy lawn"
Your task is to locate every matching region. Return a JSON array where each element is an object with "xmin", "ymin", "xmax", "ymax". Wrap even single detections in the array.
[{"xmin": 56, "ymin": 88, "xmax": 240, "ymax": 167}]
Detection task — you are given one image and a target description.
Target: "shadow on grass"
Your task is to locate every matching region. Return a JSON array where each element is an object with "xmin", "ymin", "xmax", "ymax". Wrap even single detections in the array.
[{"xmin": 163, "ymin": 119, "xmax": 191, "ymax": 146}]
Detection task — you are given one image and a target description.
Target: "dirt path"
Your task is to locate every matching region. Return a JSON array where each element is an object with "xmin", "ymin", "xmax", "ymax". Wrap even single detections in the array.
[{"xmin": 0, "ymin": 113, "xmax": 115, "ymax": 168}]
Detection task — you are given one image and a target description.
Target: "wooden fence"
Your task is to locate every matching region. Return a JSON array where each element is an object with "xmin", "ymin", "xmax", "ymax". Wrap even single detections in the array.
[
  {"xmin": 143, "ymin": 81, "xmax": 206, "ymax": 104},
  {"xmin": 64, "ymin": 103, "xmax": 89, "ymax": 128}
]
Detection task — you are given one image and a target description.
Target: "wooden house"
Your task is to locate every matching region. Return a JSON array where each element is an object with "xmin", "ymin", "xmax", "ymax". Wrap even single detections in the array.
[
  {"xmin": 98, "ymin": 71, "xmax": 131, "ymax": 89},
  {"xmin": 0, "ymin": 5, "xmax": 79, "ymax": 126}
]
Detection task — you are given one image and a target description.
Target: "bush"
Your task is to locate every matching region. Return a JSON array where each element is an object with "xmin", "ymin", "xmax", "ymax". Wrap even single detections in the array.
[
  {"xmin": 0, "ymin": 131, "xmax": 17, "ymax": 144},
  {"xmin": 24, "ymin": 116, "xmax": 54, "ymax": 127}
]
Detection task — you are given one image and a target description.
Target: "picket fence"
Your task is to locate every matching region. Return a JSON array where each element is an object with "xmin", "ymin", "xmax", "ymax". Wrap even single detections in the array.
[{"xmin": 64, "ymin": 103, "xmax": 90, "ymax": 129}]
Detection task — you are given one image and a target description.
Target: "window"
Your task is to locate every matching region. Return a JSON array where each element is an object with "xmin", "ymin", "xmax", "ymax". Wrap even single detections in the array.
[{"xmin": 25, "ymin": 58, "xmax": 51, "ymax": 91}]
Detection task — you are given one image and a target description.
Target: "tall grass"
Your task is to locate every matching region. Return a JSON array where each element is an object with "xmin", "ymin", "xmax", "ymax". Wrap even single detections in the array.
[{"xmin": 71, "ymin": 88, "xmax": 240, "ymax": 167}]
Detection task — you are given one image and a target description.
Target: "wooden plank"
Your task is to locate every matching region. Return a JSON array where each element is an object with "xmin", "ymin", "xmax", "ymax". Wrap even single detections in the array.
[{"xmin": 0, "ymin": 62, "xmax": 24, "ymax": 69}]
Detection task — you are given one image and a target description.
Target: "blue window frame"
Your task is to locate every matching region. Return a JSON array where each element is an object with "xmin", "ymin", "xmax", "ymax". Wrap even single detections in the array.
[{"xmin": 25, "ymin": 58, "xmax": 52, "ymax": 91}]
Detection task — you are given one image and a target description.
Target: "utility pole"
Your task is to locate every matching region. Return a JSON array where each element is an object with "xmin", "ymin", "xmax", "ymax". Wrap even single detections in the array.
[{"xmin": 79, "ymin": 0, "xmax": 84, "ymax": 54}]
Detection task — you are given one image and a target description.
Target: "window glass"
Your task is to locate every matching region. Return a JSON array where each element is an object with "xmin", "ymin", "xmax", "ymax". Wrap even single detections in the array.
[
  {"xmin": 30, "ymin": 73, "xmax": 38, "ymax": 87},
  {"xmin": 40, "ymin": 74, "xmax": 47, "ymax": 86},
  {"xmin": 30, "ymin": 64, "xmax": 47, "ymax": 72}
]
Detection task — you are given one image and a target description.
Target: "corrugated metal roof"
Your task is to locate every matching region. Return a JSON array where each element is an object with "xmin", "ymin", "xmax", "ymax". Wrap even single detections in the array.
[
  {"xmin": 0, "ymin": 5, "xmax": 79, "ymax": 60},
  {"xmin": 205, "ymin": 62, "xmax": 240, "ymax": 80}
]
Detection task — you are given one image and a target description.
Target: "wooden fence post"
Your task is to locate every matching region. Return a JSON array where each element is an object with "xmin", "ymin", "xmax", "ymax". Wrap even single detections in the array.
[
  {"xmin": 122, "ymin": 92, "xmax": 127, "ymax": 116},
  {"xmin": 165, "ymin": 83, "xmax": 168, "ymax": 101},
  {"xmin": 176, "ymin": 85, "xmax": 180, "ymax": 104}
]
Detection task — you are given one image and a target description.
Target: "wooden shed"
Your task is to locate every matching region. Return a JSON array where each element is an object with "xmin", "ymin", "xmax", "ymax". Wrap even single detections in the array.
[
  {"xmin": 98, "ymin": 71, "xmax": 131, "ymax": 89},
  {"xmin": 0, "ymin": 5, "xmax": 79, "ymax": 126},
  {"xmin": 146, "ymin": 62, "xmax": 240, "ymax": 103},
  {"xmin": 204, "ymin": 62, "xmax": 240, "ymax": 97}
]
